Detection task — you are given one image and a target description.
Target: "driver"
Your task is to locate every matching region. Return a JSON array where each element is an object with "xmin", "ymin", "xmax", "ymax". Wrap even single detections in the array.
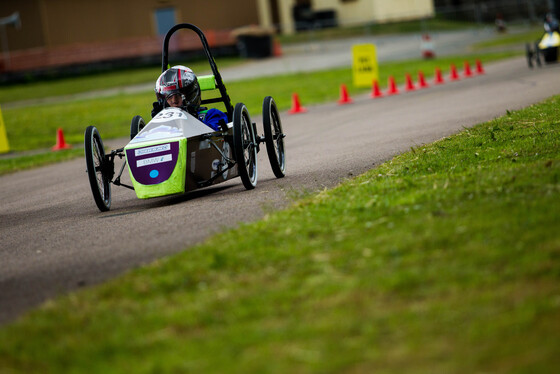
[{"xmin": 151, "ymin": 65, "xmax": 228, "ymax": 131}]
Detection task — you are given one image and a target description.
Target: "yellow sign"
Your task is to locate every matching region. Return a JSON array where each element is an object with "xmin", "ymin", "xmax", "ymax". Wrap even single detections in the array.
[
  {"xmin": 0, "ymin": 105, "xmax": 9, "ymax": 154},
  {"xmin": 352, "ymin": 44, "xmax": 378, "ymax": 88}
]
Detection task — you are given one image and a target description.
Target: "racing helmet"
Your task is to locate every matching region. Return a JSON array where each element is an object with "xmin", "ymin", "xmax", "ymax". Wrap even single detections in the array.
[{"xmin": 155, "ymin": 65, "xmax": 201, "ymax": 113}]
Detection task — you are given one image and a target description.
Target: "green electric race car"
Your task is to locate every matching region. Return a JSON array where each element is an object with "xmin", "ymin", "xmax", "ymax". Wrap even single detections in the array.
[{"xmin": 84, "ymin": 23, "xmax": 286, "ymax": 212}]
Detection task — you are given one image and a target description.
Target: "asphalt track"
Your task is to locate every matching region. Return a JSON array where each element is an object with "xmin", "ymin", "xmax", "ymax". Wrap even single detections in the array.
[{"xmin": 1, "ymin": 57, "xmax": 559, "ymax": 325}]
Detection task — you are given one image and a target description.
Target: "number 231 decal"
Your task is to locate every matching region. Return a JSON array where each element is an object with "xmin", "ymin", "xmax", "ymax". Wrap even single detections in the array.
[{"xmin": 156, "ymin": 110, "xmax": 185, "ymax": 120}]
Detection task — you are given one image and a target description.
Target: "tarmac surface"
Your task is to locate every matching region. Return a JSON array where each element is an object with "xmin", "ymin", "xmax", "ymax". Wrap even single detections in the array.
[{"xmin": 1, "ymin": 27, "xmax": 558, "ymax": 325}]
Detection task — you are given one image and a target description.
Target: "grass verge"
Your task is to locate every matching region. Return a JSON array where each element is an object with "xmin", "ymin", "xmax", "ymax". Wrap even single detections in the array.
[
  {"xmin": 278, "ymin": 17, "xmax": 480, "ymax": 44},
  {"xmin": 0, "ymin": 148, "xmax": 83, "ymax": 175},
  {"xmin": 0, "ymin": 51, "xmax": 519, "ymax": 175},
  {"xmin": 1, "ymin": 94, "xmax": 558, "ymax": 373},
  {"xmin": 0, "ymin": 58, "xmax": 243, "ymax": 104},
  {"xmin": 472, "ymin": 27, "xmax": 544, "ymax": 50}
]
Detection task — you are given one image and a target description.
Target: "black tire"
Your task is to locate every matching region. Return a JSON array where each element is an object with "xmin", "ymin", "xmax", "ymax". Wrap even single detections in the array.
[
  {"xmin": 535, "ymin": 42, "xmax": 542, "ymax": 67},
  {"xmin": 233, "ymin": 103, "xmax": 258, "ymax": 189},
  {"xmin": 262, "ymin": 96, "xmax": 286, "ymax": 178},
  {"xmin": 526, "ymin": 43, "xmax": 534, "ymax": 68},
  {"xmin": 130, "ymin": 115, "xmax": 145, "ymax": 140},
  {"xmin": 84, "ymin": 126, "xmax": 111, "ymax": 211}
]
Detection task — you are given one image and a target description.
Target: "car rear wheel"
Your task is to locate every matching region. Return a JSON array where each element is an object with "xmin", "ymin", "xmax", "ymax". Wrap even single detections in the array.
[
  {"xmin": 85, "ymin": 126, "xmax": 111, "ymax": 211},
  {"xmin": 262, "ymin": 96, "xmax": 286, "ymax": 178},
  {"xmin": 233, "ymin": 103, "xmax": 257, "ymax": 189},
  {"xmin": 130, "ymin": 115, "xmax": 145, "ymax": 140}
]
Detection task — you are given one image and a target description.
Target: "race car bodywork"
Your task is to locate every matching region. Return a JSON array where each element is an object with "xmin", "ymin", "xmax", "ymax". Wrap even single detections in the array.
[{"xmin": 124, "ymin": 107, "xmax": 236, "ymax": 199}]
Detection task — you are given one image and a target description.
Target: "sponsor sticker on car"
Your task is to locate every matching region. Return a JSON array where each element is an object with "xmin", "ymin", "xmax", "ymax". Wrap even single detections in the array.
[
  {"xmin": 135, "ymin": 144, "xmax": 171, "ymax": 156},
  {"xmin": 137, "ymin": 154, "xmax": 172, "ymax": 167}
]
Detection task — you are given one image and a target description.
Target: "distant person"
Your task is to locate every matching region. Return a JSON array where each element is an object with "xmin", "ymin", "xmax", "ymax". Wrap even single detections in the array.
[
  {"xmin": 151, "ymin": 65, "xmax": 228, "ymax": 131},
  {"xmin": 495, "ymin": 13, "xmax": 507, "ymax": 33},
  {"xmin": 544, "ymin": 12, "xmax": 559, "ymax": 33}
]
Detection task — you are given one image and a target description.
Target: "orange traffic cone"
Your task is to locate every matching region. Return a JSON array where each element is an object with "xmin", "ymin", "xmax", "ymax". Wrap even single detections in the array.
[
  {"xmin": 288, "ymin": 93, "xmax": 307, "ymax": 114},
  {"xmin": 449, "ymin": 64, "xmax": 460, "ymax": 81},
  {"xmin": 475, "ymin": 59, "xmax": 485, "ymax": 74},
  {"xmin": 370, "ymin": 79, "xmax": 383, "ymax": 98},
  {"xmin": 405, "ymin": 73, "xmax": 416, "ymax": 91},
  {"xmin": 417, "ymin": 71, "xmax": 429, "ymax": 88},
  {"xmin": 386, "ymin": 76, "xmax": 399, "ymax": 95},
  {"xmin": 434, "ymin": 67, "xmax": 445, "ymax": 84},
  {"xmin": 52, "ymin": 128, "xmax": 72, "ymax": 151},
  {"xmin": 337, "ymin": 84, "xmax": 353, "ymax": 105},
  {"xmin": 463, "ymin": 60, "xmax": 473, "ymax": 77}
]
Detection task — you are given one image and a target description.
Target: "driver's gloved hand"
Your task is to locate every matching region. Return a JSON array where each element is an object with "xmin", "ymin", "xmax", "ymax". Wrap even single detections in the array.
[
  {"xmin": 151, "ymin": 101, "xmax": 163, "ymax": 118},
  {"xmin": 218, "ymin": 119, "xmax": 228, "ymax": 132}
]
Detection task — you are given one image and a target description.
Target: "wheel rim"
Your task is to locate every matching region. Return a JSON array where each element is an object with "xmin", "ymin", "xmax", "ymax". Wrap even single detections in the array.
[
  {"xmin": 233, "ymin": 103, "xmax": 258, "ymax": 189},
  {"xmin": 263, "ymin": 96, "xmax": 286, "ymax": 178},
  {"xmin": 241, "ymin": 113, "xmax": 257, "ymax": 184},
  {"xmin": 270, "ymin": 107, "xmax": 285, "ymax": 171},
  {"xmin": 85, "ymin": 126, "xmax": 111, "ymax": 211},
  {"xmin": 92, "ymin": 137, "xmax": 110, "ymax": 205}
]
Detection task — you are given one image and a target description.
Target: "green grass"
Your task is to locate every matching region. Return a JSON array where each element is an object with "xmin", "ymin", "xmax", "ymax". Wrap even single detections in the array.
[
  {"xmin": 0, "ymin": 57, "xmax": 243, "ymax": 104},
  {"xmin": 1, "ymin": 94, "xmax": 558, "ymax": 373},
  {"xmin": 0, "ymin": 149, "xmax": 83, "ymax": 175},
  {"xmin": 2, "ymin": 94, "xmax": 152, "ymax": 151},
  {"xmin": 472, "ymin": 26, "xmax": 544, "ymax": 50},
  {"xmin": 278, "ymin": 17, "xmax": 478, "ymax": 44},
  {"xmin": 0, "ymin": 50, "xmax": 519, "ymax": 175}
]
